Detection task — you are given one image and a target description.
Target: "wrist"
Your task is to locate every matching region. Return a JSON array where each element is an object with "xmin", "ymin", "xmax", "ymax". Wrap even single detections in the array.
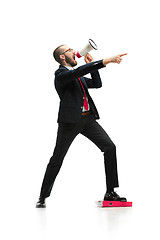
[{"xmin": 103, "ymin": 57, "xmax": 112, "ymax": 66}]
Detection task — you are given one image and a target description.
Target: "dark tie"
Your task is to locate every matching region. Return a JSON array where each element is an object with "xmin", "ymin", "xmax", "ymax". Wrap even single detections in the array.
[{"xmin": 78, "ymin": 78, "xmax": 89, "ymax": 111}]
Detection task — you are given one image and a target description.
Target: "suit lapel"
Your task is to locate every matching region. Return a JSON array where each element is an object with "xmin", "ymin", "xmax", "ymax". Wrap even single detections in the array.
[
  {"xmin": 80, "ymin": 77, "xmax": 89, "ymax": 94},
  {"xmin": 76, "ymin": 78, "xmax": 84, "ymax": 96}
]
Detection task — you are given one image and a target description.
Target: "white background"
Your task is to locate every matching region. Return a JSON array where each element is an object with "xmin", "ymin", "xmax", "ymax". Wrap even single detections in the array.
[{"xmin": 0, "ymin": 0, "xmax": 160, "ymax": 239}]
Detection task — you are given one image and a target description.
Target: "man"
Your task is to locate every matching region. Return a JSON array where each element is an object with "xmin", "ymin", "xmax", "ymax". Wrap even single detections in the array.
[{"xmin": 36, "ymin": 44, "xmax": 127, "ymax": 208}]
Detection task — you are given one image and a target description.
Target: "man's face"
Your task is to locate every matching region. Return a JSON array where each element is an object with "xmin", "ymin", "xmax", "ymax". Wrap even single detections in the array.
[{"xmin": 60, "ymin": 46, "xmax": 77, "ymax": 67}]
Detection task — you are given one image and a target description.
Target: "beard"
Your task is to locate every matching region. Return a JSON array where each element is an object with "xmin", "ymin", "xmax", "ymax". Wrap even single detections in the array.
[{"xmin": 65, "ymin": 55, "xmax": 77, "ymax": 67}]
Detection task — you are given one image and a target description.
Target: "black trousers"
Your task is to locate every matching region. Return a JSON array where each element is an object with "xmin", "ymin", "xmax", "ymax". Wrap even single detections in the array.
[{"xmin": 40, "ymin": 114, "xmax": 119, "ymax": 198}]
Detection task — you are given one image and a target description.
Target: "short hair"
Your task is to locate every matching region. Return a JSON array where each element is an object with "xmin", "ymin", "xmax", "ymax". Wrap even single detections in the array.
[{"xmin": 53, "ymin": 45, "xmax": 65, "ymax": 64}]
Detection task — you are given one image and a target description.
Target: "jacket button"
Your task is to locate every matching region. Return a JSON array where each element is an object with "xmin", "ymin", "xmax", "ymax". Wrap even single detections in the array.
[{"xmin": 81, "ymin": 106, "xmax": 83, "ymax": 109}]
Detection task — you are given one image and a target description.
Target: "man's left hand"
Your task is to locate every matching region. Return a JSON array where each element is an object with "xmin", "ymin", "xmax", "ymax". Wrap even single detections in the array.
[{"xmin": 85, "ymin": 53, "xmax": 94, "ymax": 63}]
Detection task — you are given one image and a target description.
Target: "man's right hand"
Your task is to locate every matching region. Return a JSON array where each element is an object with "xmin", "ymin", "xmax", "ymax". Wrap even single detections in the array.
[{"xmin": 103, "ymin": 53, "xmax": 127, "ymax": 66}]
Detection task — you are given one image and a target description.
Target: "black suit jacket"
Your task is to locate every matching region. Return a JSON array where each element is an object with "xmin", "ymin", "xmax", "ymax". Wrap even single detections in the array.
[{"xmin": 54, "ymin": 60, "xmax": 106, "ymax": 123}]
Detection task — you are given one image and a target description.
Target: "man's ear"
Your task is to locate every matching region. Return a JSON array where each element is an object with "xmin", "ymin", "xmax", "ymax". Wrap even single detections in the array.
[{"xmin": 60, "ymin": 54, "xmax": 65, "ymax": 61}]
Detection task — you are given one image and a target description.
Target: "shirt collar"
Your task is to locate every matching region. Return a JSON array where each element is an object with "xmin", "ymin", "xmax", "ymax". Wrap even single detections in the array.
[{"xmin": 64, "ymin": 65, "xmax": 74, "ymax": 71}]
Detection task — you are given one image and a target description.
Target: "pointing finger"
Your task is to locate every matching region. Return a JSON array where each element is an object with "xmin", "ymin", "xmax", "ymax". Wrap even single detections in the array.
[{"xmin": 119, "ymin": 53, "xmax": 128, "ymax": 57}]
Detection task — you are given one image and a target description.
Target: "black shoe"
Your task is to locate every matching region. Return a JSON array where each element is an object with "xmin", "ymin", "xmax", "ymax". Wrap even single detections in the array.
[
  {"xmin": 36, "ymin": 197, "xmax": 46, "ymax": 208},
  {"xmin": 104, "ymin": 191, "xmax": 127, "ymax": 202}
]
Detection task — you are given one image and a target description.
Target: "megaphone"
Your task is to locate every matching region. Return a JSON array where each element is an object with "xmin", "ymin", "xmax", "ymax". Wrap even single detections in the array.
[{"xmin": 76, "ymin": 39, "xmax": 98, "ymax": 58}]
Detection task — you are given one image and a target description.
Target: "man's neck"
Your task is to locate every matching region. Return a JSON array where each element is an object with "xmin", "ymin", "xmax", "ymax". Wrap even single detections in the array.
[{"xmin": 63, "ymin": 63, "xmax": 72, "ymax": 67}]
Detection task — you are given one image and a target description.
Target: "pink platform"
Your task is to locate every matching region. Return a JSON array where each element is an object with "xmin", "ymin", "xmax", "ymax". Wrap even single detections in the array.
[{"xmin": 97, "ymin": 201, "xmax": 132, "ymax": 207}]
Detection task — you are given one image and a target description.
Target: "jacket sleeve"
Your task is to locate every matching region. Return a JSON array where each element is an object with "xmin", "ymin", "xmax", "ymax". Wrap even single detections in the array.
[
  {"xmin": 55, "ymin": 60, "xmax": 106, "ymax": 87},
  {"xmin": 84, "ymin": 70, "xmax": 102, "ymax": 89}
]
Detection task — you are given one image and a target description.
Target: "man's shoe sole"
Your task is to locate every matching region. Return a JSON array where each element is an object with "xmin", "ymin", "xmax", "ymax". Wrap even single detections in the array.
[{"xmin": 36, "ymin": 204, "xmax": 46, "ymax": 208}]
